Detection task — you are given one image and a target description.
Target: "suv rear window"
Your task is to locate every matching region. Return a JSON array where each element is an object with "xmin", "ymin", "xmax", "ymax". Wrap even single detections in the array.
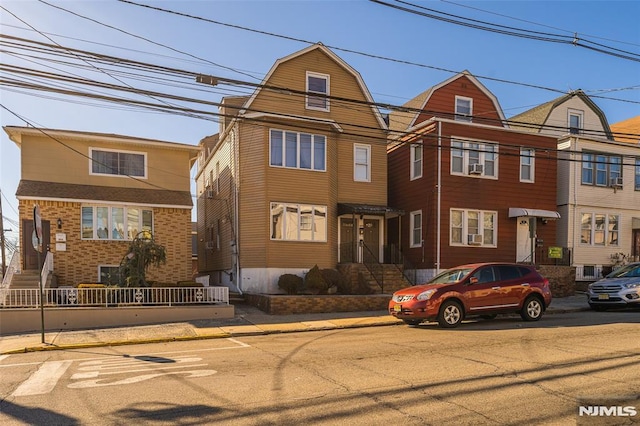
[{"xmin": 496, "ymin": 265, "xmax": 522, "ymax": 280}]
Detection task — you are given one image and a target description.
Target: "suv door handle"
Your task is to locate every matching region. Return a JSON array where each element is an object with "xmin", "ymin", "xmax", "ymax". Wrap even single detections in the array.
[
  {"xmin": 491, "ymin": 286, "xmax": 501, "ymax": 290},
  {"xmin": 521, "ymin": 283, "xmax": 530, "ymax": 287}
]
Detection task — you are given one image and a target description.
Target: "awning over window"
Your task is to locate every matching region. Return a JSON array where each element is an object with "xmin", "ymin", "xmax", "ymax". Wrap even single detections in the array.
[
  {"xmin": 338, "ymin": 203, "xmax": 404, "ymax": 218},
  {"xmin": 508, "ymin": 208, "xmax": 560, "ymax": 219}
]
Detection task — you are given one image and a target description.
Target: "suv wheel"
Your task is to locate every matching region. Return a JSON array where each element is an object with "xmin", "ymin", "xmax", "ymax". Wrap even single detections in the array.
[
  {"xmin": 520, "ymin": 296, "xmax": 543, "ymax": 321},
  {"xmin": 438, "ymin": 300, "xmax": 463, "ymax": 328}
]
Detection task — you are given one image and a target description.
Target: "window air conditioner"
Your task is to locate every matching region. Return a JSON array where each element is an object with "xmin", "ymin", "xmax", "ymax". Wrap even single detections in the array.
[
  {"xmin": 468, "ymin": 234, "xmax": 483, "ymax": 245},
  {"xmin": 206, "ymin": 189, "xmax": 215, "ymax": 199},
  {"xmin": 610, "ymin": 177, "xmax": 623, "ymax": 188},
  {"xmin": 205, "ymin": 241, "xmax": 215, "ymax": 250},
  {"xmin": 468, "ymin": 163, "xmax": 484, "ymax": 175}
]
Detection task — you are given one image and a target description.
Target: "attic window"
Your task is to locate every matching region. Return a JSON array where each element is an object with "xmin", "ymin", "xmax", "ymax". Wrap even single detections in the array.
[
  {"xmin": 306, "ymin": 72, "xmax": 329, "ymax": 111},
  {"xmin": 455, "ymin": 96, "xmax": 472, "ymax": 122},
  {"xmin": 569, "ymin": 110, "xmax": 583, "ymax": 134}
]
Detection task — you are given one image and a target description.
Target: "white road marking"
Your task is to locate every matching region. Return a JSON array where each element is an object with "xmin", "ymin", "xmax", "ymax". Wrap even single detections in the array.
[
  {"xmin": 71, "ymin": 363, "xmax": 209, "ymax": 379},
  {"xmin": 0, "ymin": 355, "xmax": 10, "ymax": 363},
  {"xmin": 11, "ymin": 360, "xmax": 72, "ymax": 397},
  {"xmin": 68, "ymin": 369, "xmax": 217, "ymax": 389}
]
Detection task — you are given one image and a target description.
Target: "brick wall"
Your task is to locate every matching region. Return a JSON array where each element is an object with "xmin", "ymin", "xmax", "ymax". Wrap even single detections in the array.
[
  {"xmin": 538, "ymin": 265, "xmax": 576, "ymax": 298},
  {"xmin": 245, "ymin": 293, "xmax": 391, "ymax": 315},
  {"xmin": 19, "ymin": 200, "xmax": 192, "ymax": 286}
]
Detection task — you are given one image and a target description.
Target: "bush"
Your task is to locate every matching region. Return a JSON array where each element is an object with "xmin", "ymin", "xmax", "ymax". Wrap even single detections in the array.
[
  {"xmin": 76, "ymin": 283, "xmax": 107, "ymax": 305},
  {"xmin": 304, "ymin": 265, "xmax": 328, "ymax": 295},
  {"xmin": 278, "ymin": 274, "xmax": 303, "ymax": 295},
  {"xmin": 320, "ymin": 268, "xmax": 348, "ymax": 294},
  {"xmin": 353, "ymin": 272, "xmax": 375, "ymax": 295}
]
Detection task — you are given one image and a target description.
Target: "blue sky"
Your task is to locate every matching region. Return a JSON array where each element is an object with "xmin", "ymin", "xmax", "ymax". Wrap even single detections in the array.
[{"xmin": 1, "ymin": 0, "xmax": 639, "ymax": 246}]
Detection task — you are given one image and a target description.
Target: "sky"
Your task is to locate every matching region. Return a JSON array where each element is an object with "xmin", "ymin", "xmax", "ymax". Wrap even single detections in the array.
[{"xmin": 1, "ymin": 0, "xmax": 639, "ymax": 252}]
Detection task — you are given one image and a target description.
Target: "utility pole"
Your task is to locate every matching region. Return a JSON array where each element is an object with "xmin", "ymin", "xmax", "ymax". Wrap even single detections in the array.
[{"xmin": 0, "ymin": 189, "xmax": 6, "ymax": 278}]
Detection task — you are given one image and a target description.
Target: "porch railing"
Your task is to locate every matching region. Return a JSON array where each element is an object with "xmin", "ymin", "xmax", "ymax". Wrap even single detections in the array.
[
  {"xmin": 0, "ymin": 286, "xmax": 229, "ymax": 308},
  {"xmin": 384, "ymin": 244, "xmax": 417, "ymax": 286},
  {"xmin": 362, "ymin": 241, "xmax": 384, "ymax": 293}
]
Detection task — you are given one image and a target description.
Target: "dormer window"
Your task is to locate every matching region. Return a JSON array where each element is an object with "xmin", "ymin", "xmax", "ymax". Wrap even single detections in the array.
[
  {"xmin": 306, "ymin": 72, "xmax": 329, "ymax": 111},
  {"xmin": 568, "ymin": 109, "xmax": 583, "ymax": 134},
  {"xmin": 455, "ymin": 96, "xmax": 472, "ymax": 122}
]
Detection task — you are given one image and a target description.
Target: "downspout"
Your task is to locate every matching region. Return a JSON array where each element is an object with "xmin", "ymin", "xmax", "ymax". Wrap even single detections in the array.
[
  {"xmin": 571, "ymin": 137, "xmax": 579, "ymax": 267},
  {"xmin": 233, "ymin": 126, "xmax": 242, "ymax": 294},
  {"xmin": 436, "ymin": 120, "xmax": 442, "ymax": 274}
]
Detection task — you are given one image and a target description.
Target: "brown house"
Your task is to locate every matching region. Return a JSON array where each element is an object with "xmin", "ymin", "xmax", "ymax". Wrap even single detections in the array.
[
  {"xmin": 4, "ymin": 127, "xmax": 199, "ymax": 287},
  {"xmin": 195, "ymin": 43, "xmax": 401, "ymax": 294},
  {"xmin": 388, "ymin": 72, "xmax": 560, "ymax": 281}
]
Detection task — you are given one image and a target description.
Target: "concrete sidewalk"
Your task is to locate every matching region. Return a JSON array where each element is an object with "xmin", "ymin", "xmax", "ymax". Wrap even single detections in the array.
[{"xmin": 0, "ymin": 293, "xmax": 590, "ymax": 355}]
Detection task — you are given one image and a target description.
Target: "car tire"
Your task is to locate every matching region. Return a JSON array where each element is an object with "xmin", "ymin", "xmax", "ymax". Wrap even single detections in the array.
[
  {"xmin": 402, "ymin": 319, "xmax": 422, "ymax": 326},
  {"xmin": 438, "ymin": 300, "xmax": 463, "ymax": 328},
  {"xmin": 520, "ymin": 296, "xmax": 543, "ymax": 321},
  {"xmin": 480, "ymin": 314, "xmax": 497, "ymax": 320}
]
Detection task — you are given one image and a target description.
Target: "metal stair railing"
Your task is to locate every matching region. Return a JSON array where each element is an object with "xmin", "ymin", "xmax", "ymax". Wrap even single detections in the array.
[
  {"xmin": 361, "ymin": 241, "xmax": 384, "ymax": 293},
  {"xmin": 385, "ymin": 244, "xmax": 417, "ymax": 286}
]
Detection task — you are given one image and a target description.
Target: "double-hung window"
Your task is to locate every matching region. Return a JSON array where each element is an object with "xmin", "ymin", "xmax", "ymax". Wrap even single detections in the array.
[
  {"xmin": 270, "ymin": 202, "xmax": 327, "ymax": 242},
  {"xmin": 581, "ymin": 213, "xmax": 619, "ymax": 246},
  {"xmin": 410, "ymin": 210, "xmax": 422, "ymax": 248},
  {"xmin": 270, "ymin": 129, "xmax": 326, "ymax": 171},
  {"xmin": 581, "ymin": 152, "xmax": 622, "ymax": 187},
  {"xmin": 568, "ymin": 109, "xmax": 583, "ymax": 134},
  {"xmin": 306, "ymin": 72, "xmax": 329, "ymax": 111},
  {"xmin": 82, "ymin": 205, "xmax": 152, "ymax": 240},
  {"xmin": 450, "ymin": 139, "xmax": 498, "ymax": 178},
  {"xmin": 410, "ymin": 143, "xmax": 423, "ymax": 180},
  {"xmin": 520, "ymin": 148, "xmax": 535, "ymax": 182},
  {"xmin": 635, "ymin": 158, "xmax": 640, "ymax": 191},
  {"xmin": 354, "ymin": 144, "xmax": 371, "ymax": 182},
  {"xmin": 450, "ymin": 209, "xmax": 497, "ymax": 247},
  {"xmin": 90, "ymin": 148, "xmax": 146, "ymax": 178},
  {"xmin": 455, "ymin": 96, "xmax": 472, "ymax": 122}
]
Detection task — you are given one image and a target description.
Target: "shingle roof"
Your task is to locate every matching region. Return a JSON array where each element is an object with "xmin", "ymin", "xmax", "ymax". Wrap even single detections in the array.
[
  {"xmin": 610, "ymin": 116, "xmax": 640, "ymax": 144},
  {"xmin": 16, "ymin": 180, "xmax": 193, "ymax": 207},
  {"xmin": 388, "ymin": 87, "xmax": 433, "ymax": 134}
]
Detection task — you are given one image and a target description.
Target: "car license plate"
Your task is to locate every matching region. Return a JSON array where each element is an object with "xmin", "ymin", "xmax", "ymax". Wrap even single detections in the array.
[
  {"xmin": 393, "ymin": 304, "xmax": 402, "ymax": 312},
  {"xmin": 598, "ymin": 294, "xmax": 610, "ymax": 300}
]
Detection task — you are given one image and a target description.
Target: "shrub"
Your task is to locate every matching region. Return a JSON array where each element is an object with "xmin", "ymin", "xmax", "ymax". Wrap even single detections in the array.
[
  {"xmin": 278, "ymin": 274, "xmax": 303, "ymax": 295},
  {"xmin": 304, "ymin": 265, "xmax": 328, "ymax": 295},
  {"xmin": 320, "ymin": 268, "xmax": 348, "ymax": 294},
  {"xmin": 76, "ymin": 283, "xmax": 107, "ymax": 305},
  {"xmin": 353, "ymin": 272, "xmax": 376, "ymax": 295}
]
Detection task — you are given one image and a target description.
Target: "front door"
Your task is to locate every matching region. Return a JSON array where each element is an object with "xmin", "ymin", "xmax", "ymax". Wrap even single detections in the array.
[
  {"xmin": 363, "ymin": 218, "xmax": 380, "ymax": 262},
  {"xmin": 633, "ymin": 230, "xmax": 640, "ymax": 262},
  {"xmin": 516, "ymin": 218, "xmax": 534, "ymax": 263},
  {"xmin": 340, "ymin": 218, "xmax": 356, "ymax": 263},
  {"xmin": 22, "ymin": 219, "xmax": 50, "ymax": 270}
]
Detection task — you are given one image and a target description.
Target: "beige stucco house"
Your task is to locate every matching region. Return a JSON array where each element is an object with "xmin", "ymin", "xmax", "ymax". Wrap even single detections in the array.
[
  {"xmin": 195, "ymin": 43, "xmax": 399, "ymax": 294},
  {"xmin": 4, "ymin": 126, "xmax": 199, "ymax": 286}
]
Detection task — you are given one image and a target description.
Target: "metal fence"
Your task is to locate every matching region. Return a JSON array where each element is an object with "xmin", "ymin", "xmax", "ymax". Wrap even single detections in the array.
[{"xmin": 1, "ymin": 286, "xmax": 229, "ymax": 308}]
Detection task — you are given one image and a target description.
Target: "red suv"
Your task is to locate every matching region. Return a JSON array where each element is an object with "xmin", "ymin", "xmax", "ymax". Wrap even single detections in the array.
[{"xmin": 389, "ymin": 263, "xmax": 552, "ymax": 328}]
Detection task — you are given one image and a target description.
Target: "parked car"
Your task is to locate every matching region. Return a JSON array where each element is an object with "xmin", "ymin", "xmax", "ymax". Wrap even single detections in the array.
[
  {"xmin": 389, "ymin": 263, "xmax": 552, "ymax": 328},
  {"xmin": 587, "ymin": 262, "xmax": 640, "ymax": 311}
]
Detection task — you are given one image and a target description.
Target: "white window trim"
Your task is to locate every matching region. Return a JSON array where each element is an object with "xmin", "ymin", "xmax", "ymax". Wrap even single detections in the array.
[
  {"xmin": 519, "ymin": 147, "xmax": 535, "ymax": 183},
  {"xmin": 449, "ymin": 208, "xmax": 498, "ymax": 247},
  {"xmin": 410, "ymin": 143, "xmax": 423, "ymax": 180},
  {"xmin": 269, "ymin": 129, "xmax": 327, "ymax": 172},
  {"xmin": 270, "ymin": 202, "xmax": 328, "ymax": 242},
  {"xmin": 81, "ymin": 205, "xmax": 153, "ymax": 241},
  {"xmin": 354, "ymin": 143, "xmax": 371, "ymax": 182},
  {"xmin": 410, "ymin": 210, "xmax": 422, "ymax": 248},
  {"xmin": 306, "ymin": 71, "xmax": 330, "ymax": 112},
  {"xmin": 568, "ymin": 109, "xmax": 583, "ymax": 134},
  {"xmin": 580, "ymin": 212, "xmax": 619, "ymax": 246},
  {"xmin": 450, "ymin": 137, "xmax": 499, "ymax": 179},
  {"xmin": 89, "ymin": 147, "xmax": 147, "ymax": 179},
  {"xmin": 455, "ymin": 96, "xmax": 473, "ymax": 122}
]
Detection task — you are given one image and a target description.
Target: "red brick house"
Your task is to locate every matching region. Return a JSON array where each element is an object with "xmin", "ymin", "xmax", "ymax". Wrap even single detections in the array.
[{"xmin": 387, "ymin": 71, "xmax": 560, "ymax": 281}]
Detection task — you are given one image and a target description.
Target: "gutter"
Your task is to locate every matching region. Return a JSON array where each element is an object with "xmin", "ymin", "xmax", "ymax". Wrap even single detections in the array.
[{"xmin": 436, "ymin": 120, "xmax": 442, "ymax": 274}]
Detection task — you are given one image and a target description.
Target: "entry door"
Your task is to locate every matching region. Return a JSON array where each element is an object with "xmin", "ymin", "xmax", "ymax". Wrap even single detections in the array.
[
  {"xmin": 516, "ymin": 218, "xmax": 533, "ymax": 263},
  {"xmin": 22, "ymin": 219, "xmax": 51, "ymax": 270},
  {"xmin": 340, "ymin": 218, "xmax": 356, "ymax": 263},
  {"xmin": 633, "ymin": 230, "xmax": 640, "ymax": 262},
  {"xmin": 363, "ymin": 218, "xmax": 380, "ymax": 262}
]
